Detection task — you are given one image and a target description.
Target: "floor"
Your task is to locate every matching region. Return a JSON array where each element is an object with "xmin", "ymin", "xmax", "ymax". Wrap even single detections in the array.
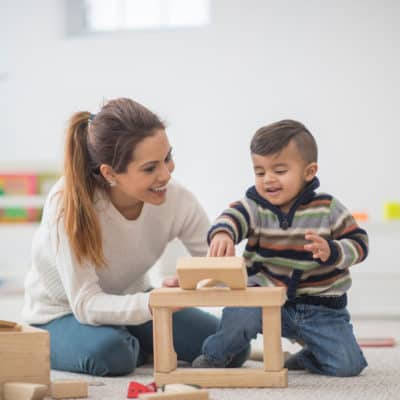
[{"xmin": 2, "ymin": 293, "xmax": 400, "ymax": 399}]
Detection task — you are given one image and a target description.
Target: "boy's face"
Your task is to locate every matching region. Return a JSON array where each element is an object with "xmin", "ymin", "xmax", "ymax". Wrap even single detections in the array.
[{"xmin": 251, "ymin": 140, "xmax": 317, "ymax": 213}]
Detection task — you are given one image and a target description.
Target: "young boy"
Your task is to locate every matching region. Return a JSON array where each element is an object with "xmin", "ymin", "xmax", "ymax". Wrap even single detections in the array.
[{"xmin": 193, "ymin": 120, "xmax": 368, "ymax": 376}]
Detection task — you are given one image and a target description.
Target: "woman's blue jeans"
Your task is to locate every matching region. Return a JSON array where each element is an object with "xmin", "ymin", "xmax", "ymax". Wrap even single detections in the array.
[
  {"xmin": 202, "ymin": 303, "xmax": 368, "ymax": 377},
  {"xmin": 35, "ymin": 307, "xmax": 218, "ymax": 376}
]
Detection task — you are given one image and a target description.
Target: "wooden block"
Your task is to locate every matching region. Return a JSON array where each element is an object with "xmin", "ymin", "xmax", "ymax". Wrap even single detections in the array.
[
  {"xmin": 139, "ymin": 390, "xmax": 209, "ymax": 399},
  {"xmin": 0, "ymin": 320, "xmax": 21, "ymax": 332},
  {"xmin": 3, "ymin": 382, "xmax": 47, "ymax": 400},
  {"xmin": 150, "ymin": 287, "xmax": 286, "ymax": 308},
  {"xmin": 0, "ymin": 320, "xmax": 18, "ymax": 329},
  {"xmin": 177, "ymin": 257, "xmax": 247, "ymax": 289},
  {"xmin": 262, "ymin": 306, "xmax": 284, "ymax": 371},
  {"xmin": 50, "ymin": 380, "xmax": 88, "ymax": 399},
  {"xmin": 154, "ymin": 368, "xmax": 288, "ymax": 388},
  {"xmin": 0, "ymin": 326, "xmax": 50, "ymax": 400},
  {"xmin": 152, "ymin": 308, "xmax": 177, "ymax": 373}
]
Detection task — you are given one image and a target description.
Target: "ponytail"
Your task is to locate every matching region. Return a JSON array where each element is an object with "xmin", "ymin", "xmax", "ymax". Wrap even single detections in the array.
[{"xmin": 61, "ymin": 112, "xmax": 106, "ymax": 267}]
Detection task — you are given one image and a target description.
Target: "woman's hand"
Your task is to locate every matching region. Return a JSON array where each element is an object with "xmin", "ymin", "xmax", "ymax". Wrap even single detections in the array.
[
  {"xmin": 160, "ymin": 275, "xmax": 182, "ymax": 312},
  {"xmin": 162, "ymin": 276, "xmax": 180, "ymax": 288},
  {"xmin": 304, "ymin": 229, "xmax": 331, "ymax": 262},
  {"xmin": 208, "ymin": 232, "xmax": 235, "ymax": 257}
]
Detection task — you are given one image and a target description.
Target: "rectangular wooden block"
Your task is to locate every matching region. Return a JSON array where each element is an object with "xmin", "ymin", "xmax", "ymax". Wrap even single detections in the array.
[
  {"xmin": 154, "ymin": 368, "xmax": 288, "ymax": 388},
  {"xmin": 177, "ymin": 257, "xmax": 247, "ymax": 289},
  {"xmin": 150, "ymin": 287, "xmax": 286, "ymax": 308},
  {"xmin": 0, "ymin": 326, "xmax": 50, "ymax": 400},
  {"xmin": 3, "ymin": 382, "xmax": 47, "ymax": 400},
  {"xmin": 50, "ymin": 380, "xmax": 88, "ymax": 399},
  {"xmin": 139, "ymin": 390, "xmax": 209, "ymax": 399}
]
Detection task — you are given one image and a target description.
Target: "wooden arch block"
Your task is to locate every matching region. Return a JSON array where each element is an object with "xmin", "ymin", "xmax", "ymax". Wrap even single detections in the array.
[{"xmin": 176, "ymin": 257, "xmax": 247, "ymax": 290}]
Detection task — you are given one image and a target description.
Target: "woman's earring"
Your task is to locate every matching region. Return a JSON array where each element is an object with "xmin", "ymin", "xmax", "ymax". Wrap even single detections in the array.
[{"xmin": 109, "ymin": 180, "xmax": 117, "ymax": 187}]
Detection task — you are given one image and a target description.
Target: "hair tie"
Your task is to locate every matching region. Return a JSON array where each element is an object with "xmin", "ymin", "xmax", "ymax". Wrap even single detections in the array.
[{"xmin": 88, "ymin": 113, "xmax": 96, "ymax": 122}]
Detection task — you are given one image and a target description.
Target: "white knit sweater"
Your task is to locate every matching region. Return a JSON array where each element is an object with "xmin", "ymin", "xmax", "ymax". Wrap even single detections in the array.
[{"xmin": 22, "ymin": 178, "xmax": 209, "ymax": 326}]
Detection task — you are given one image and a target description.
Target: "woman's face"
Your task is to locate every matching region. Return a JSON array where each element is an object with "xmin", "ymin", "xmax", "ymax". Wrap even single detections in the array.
[{"xmin": 111, "ymin": 129, "xmax": 175, "ymax": 207}]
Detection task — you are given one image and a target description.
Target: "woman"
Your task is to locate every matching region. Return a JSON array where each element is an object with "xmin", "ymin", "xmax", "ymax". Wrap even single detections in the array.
[{"xmin": 22, "ymin": 98, "xmax": 218, "ymax": 376}]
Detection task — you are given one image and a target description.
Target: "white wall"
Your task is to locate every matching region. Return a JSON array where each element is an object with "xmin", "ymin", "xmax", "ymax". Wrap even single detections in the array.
[{"xmin": 1, "ymin": 0, "xmax": 400, "ymax": 315}]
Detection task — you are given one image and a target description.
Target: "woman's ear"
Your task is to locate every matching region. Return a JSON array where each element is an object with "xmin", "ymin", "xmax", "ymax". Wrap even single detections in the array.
[
  {"xmin": 305, "ymin": 162, "xmax": 318, "ymax": 182},
  {"xmin": 99, "ymin": 164, "xmax": 117, "ymax": 185}
]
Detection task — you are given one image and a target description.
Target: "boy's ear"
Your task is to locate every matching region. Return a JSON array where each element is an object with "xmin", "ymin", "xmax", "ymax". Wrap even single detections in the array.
[{"xmin": 305, "ymin": 162, "xmax": 318, "ymax": 182}]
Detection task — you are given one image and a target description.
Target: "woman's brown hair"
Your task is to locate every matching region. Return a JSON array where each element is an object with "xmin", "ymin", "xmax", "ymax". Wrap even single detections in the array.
[{"xmin": 62, "ymin": 98, "xmax": 165, "ymax": 267}]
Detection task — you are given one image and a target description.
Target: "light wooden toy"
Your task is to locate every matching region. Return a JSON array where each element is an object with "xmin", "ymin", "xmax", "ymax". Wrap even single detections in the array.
[
  {"xmin": 50, "ymin": 380, "xmax": 88, "ymax": 399},
  {"xmin": 176, "ymin": 256, "xmax": 247, "ymax": 289},
  {"xmin": 150, "ymin": 256, "xmax": 288, "ymax": 388},
  {"xmin": 3, "ymin": 382, "xmax": 47, "ymax": 400},
  {"xmin": 139, "ymin": 390, "xmax": 209, "ymax": 399},
  {"xmin": 0, "ymin": 321, "xmax": 88, "ymax": 400},
  {"xmin": 0, "ymin": 324, "xmax": 50, "ymax": 400}
]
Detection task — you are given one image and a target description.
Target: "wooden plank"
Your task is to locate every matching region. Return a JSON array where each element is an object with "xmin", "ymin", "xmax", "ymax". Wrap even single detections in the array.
[
  {"xmin": 262, "ymin": 307, "xmax": 284, "ymax": 371},
  {"xmin": 153, "ymin": 308, "xmax": 177, "ymax": 373},
  {"xmin": 150, "ymin": 287, "xmax": 286, "ymax": 308},
  {"xmin": 177, "ymin": 257, "xmax": 247, "ymax": 289},
  {"xmin": 139, "ymin": 390, "xmax": 209, "ymax": 399},
  {"xmin": 154, "ymin": 368, "xmax": 288, "ymax": 388}
]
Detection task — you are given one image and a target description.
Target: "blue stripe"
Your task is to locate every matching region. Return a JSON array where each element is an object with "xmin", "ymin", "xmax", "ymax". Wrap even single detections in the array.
[{"xmin": 207, "ymin": 223, "xmax": 237, "ymax": 245}]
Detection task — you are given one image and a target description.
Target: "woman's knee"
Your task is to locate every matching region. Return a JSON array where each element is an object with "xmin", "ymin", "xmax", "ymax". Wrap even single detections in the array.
[{"xmin": 81, "ymin": 329, "xmax": 140, "ymax": 376}]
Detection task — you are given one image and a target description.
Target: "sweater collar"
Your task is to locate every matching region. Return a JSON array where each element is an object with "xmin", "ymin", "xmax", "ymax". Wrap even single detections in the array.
[{"xmin": 246, "ymin": 177, "xmax": 320, "ymax": 216}]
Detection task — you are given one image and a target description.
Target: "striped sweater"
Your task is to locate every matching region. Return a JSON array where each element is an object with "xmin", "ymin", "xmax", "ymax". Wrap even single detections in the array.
[{"xmin": 207, "ymin": 178, "xmax": 369, "ymax": 308}]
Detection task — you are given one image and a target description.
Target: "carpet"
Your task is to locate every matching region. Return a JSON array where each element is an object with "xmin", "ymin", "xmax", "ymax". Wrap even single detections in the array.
[{"xmin": 50, "ymin": 346, "xmax": 400, "ymax": 400}]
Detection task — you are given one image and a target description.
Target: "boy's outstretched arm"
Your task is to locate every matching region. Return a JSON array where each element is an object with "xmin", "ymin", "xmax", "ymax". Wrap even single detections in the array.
[{"xmin": 207, "ymin": 200, "xmax": 253, "ymax": 257}]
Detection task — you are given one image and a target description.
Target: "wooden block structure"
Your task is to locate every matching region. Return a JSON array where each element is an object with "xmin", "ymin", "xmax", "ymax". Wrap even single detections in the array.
[
  {"xmin": 150, "ymin": 257, "xmax": 288, "ymax": 388},
  {"xmin": 0, "ymin": 325, "xmax": 50, "ymax": 400},
  {"xmin": 177, "ymin": 256, "xmax": 247, "ymax": 289}
]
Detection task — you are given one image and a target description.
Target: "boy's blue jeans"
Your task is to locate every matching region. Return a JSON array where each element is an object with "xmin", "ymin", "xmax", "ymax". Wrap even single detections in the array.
[
  {"xmin": 35, "ymin": 307, "xmax": 220, "ymax": 376},
  {"xmin": 202, "ymin": 303, "xmax": 368, "ymax": 377}
]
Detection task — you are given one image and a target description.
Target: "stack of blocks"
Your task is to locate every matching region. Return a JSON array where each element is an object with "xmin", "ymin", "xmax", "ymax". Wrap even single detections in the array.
[
  {"xmin": 0, "ymin": 323, "xmax": 50, "ymax": 400},
  {"xmin": 0, "ymin": 321, "xmax": 88, "ymax": 400},
  {"xmin": 150, "ymin": 256, "xmax": 288, "ymax": 388}
]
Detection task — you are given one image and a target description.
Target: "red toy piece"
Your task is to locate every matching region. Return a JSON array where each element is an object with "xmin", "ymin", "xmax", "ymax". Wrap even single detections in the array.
[{"xmin": 127, "ymin": 381, "xmax": 157, "ymax": 398}]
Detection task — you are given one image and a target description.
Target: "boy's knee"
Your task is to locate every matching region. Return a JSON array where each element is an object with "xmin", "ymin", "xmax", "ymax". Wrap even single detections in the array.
[
  {"xmin": 325, "ymin": 352, "xmax": 367, "ymax": 377},
  {"xmin": 83, "ymin": 332, "xmax": 140, "ymax": 376}
]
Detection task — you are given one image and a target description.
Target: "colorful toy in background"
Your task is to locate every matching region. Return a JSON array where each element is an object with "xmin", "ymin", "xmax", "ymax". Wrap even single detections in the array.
[
  {"xmin": 0, "ymin": 207, "xmax": 42, "ymax": 223},
  {"xmin": 384, "ymin": 202, "xmax": 400, "ymax": 220},
  {"xmin": 352, "ymin": 211, "xmax": 369, "ymax": 222},
  {"xmin": 0, "ymin": 172, "xmax": 59, "ymax": 223}
]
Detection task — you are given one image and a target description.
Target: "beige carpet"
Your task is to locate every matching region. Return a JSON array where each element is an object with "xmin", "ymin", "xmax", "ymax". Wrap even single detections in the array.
[{"xmin": 51, "ymin": 345, "xmax": 400, "ymax": 400}]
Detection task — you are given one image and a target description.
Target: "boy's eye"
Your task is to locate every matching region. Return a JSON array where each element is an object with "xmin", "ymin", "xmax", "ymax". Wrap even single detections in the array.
[
  {"xmin": 275, "ymin": 170, "xmax": 287, "ymax": 175},
  {"xmin": 255, "ymin": 172, "xmax": 264, "ymax": 177}
]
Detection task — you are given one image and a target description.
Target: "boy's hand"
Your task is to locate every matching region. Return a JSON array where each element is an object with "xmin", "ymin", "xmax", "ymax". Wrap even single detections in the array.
[
  {"xmin": 304, "ymin": 230, "xmax": 331, "ymax": 262},
  {"xmin": 209, "ymin": 232, "xmax": 235, "ymax": 257}
]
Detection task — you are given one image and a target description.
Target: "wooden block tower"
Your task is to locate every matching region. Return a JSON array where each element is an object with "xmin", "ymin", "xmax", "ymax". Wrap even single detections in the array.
[
  {"xmin": 150, "ymin": 257, "xmax": 288, "ymax": 388},
  {"xmin": 0, "ymin": 322, "xmax": 50, "ymax": 400}
]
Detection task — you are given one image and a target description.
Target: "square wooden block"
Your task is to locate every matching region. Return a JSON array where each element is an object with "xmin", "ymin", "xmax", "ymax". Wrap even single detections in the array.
[{"xmin": 0, "ymin": 325, "xmax": 50, "ymax": 400}]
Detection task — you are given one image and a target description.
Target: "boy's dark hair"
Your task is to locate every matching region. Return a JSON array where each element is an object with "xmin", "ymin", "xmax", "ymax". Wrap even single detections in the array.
[{"xmin": 250, "ymin": 119, "xmax": 318, "ymax": 163}]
